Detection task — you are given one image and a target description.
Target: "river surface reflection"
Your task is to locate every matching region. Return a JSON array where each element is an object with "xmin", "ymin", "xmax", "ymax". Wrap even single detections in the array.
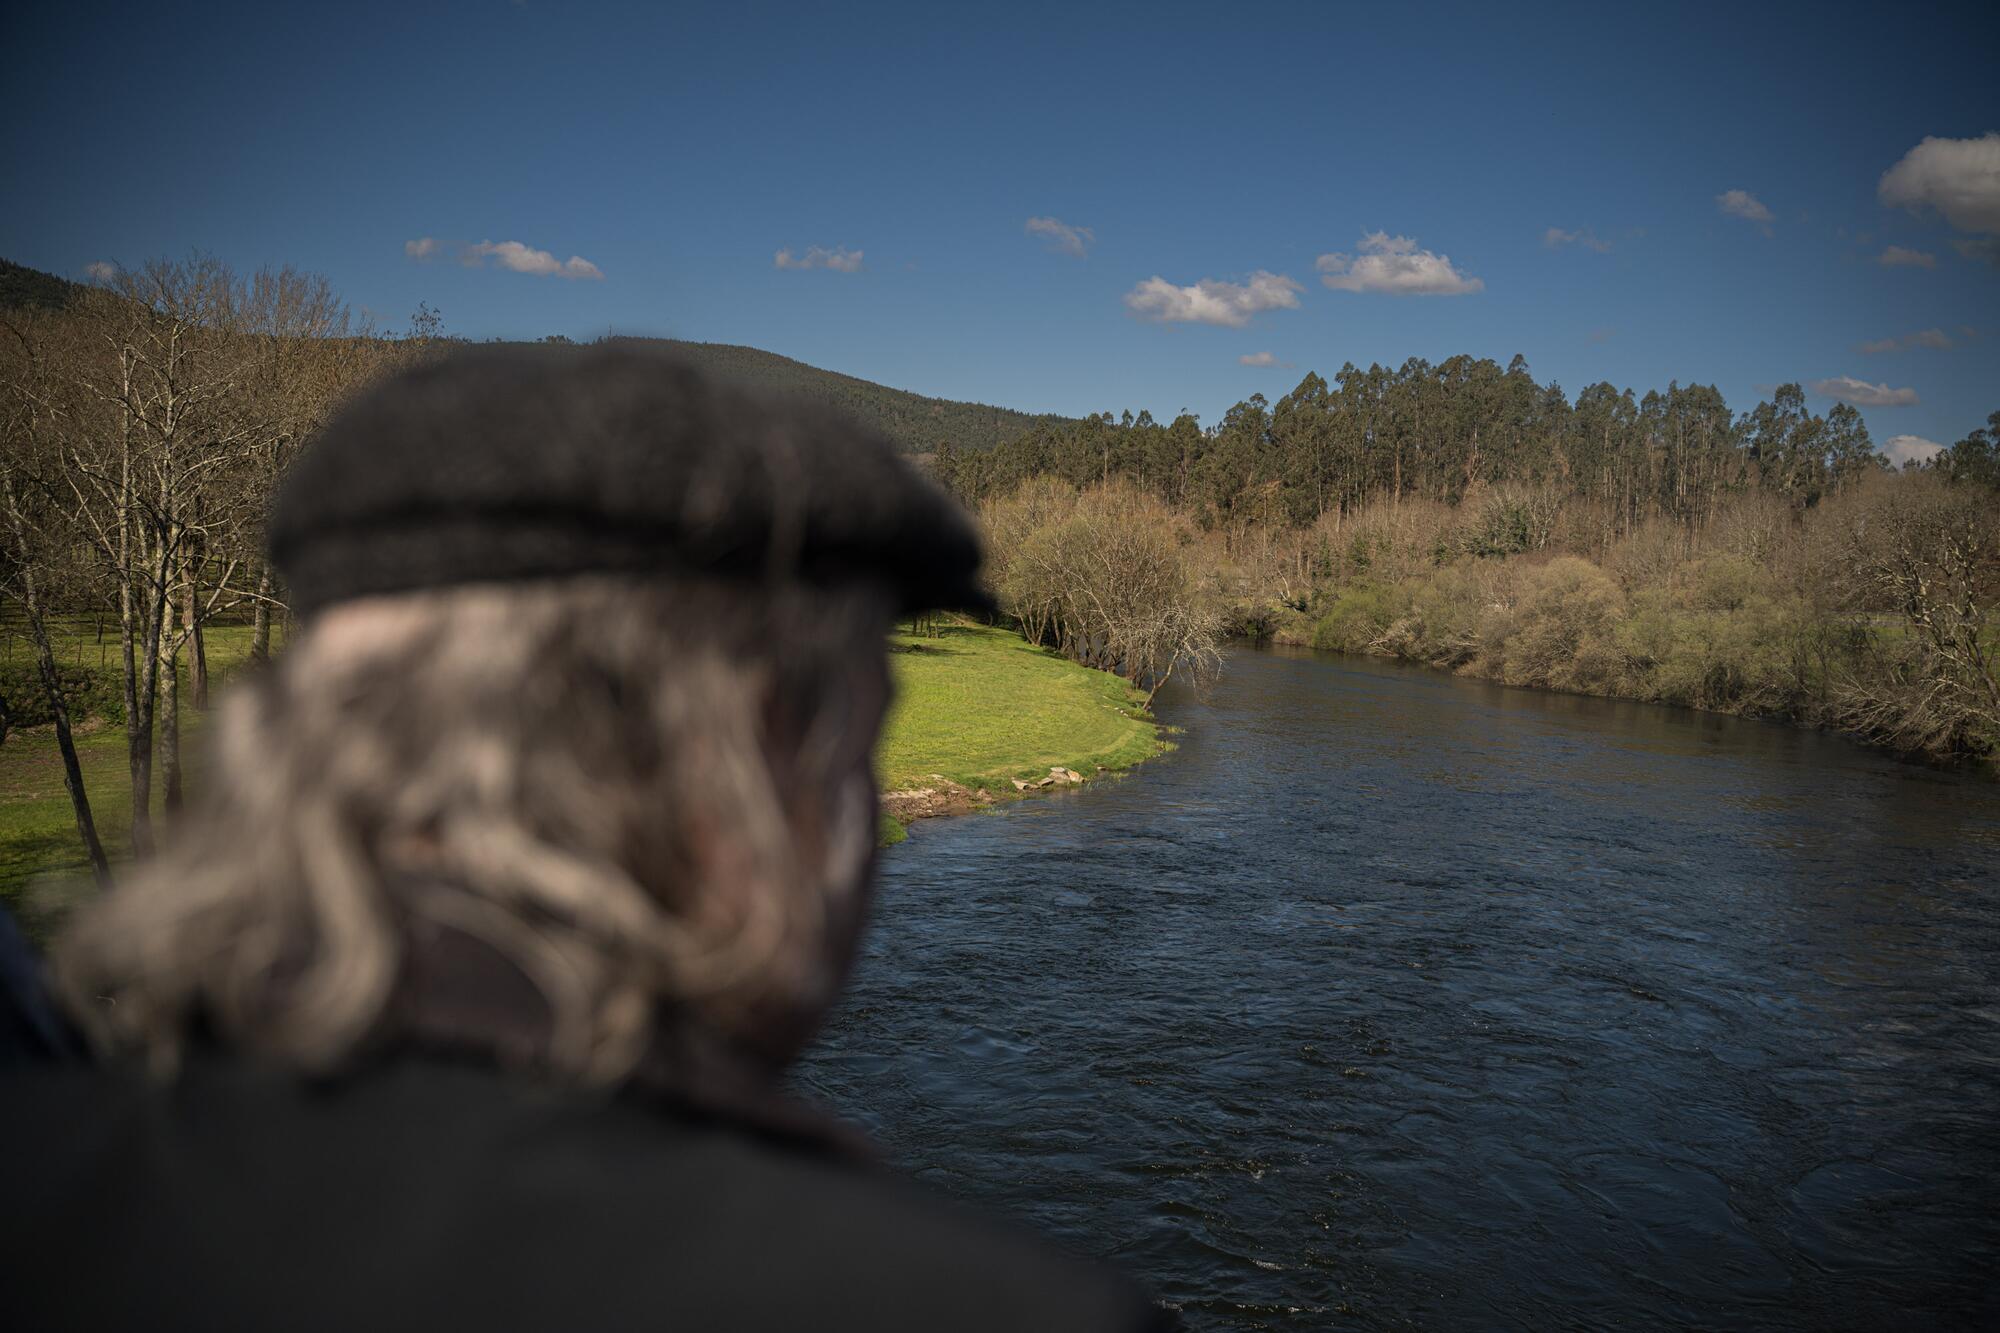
[{"xmin": 796, "ymin": 647, "xmax": 2000, "ymax": 1329}]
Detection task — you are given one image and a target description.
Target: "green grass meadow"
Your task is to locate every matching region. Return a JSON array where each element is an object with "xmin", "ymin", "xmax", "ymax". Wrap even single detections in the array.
[
  {"xmin": 1, "ymin": 622, "xmax": 274, "ymax": 910},
  {"xmin": 878, "ymin": 621, "xmax": 1164, "ymax": 791},
  {"xmin": 2, "ymin": 618, "xmax": 1165, "ymax": 910}
]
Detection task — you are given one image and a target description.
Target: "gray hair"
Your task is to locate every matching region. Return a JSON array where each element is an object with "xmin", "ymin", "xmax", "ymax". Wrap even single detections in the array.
[{"xmin": 52, "ymin": 575, "xmax": 893, "ymax": 1084}]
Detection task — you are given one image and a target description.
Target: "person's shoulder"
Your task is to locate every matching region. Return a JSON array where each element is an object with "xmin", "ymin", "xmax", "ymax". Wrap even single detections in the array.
[
  {"xmin": 679, "ymin": 1130, "xmax": 1170, "ymax": 1331},
  {"xmin": 1, "ymin": 1056, "xmax": 1175, "ymax": 1332},
  {"xmin": 492, "ymin": 1083, "xmax": 1174, "ymax": 1332}
]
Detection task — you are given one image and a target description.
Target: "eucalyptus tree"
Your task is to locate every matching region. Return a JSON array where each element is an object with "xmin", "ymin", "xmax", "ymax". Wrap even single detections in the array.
[
  {"xmin": 1936, "ymin": 410, "xmax": 2000, "ymax": 488},
  {"xmin": 1271, "ymin": 371, "xmax": 1335, "ymax": 523}
]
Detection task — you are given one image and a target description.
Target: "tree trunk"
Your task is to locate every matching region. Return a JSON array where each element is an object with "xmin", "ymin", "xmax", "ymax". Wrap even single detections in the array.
[
  {"xmin": 161, "ymin": 640, "xmax": 183, "ymax": 815},
  {"xmin": 1, "ymin": 473, "xmax": 110, "ymax": 884},
  {"xmin": 34, "ymin": 613, "xmax": 111, "ymax": 884},
  {"xmin": 159, "ymin": 566, "xmax": 183, "ymax": 816},
  {"xmin": 250, "ymin": 563, "xmax": 273, "ymax": 662},
  {"xmin": 125, "ymin": 528, "xmax": 173, "ymax": 856},
  {"xmin": 187, "ymin": 580, "xmax": 209, "ymax": 710}
]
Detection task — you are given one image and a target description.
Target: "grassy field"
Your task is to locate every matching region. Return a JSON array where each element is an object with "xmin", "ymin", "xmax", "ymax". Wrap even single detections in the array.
[
  {"xmin": 877, "ymin": 621, "xmax": 1164, "ymax": 790},
  {"xmin": 1, "ymin": 618, "xmax": 1164, "ymax": 910},
  {"xmin": 0, "ymin": 623, "xmax": 274, "ymax": 909}
]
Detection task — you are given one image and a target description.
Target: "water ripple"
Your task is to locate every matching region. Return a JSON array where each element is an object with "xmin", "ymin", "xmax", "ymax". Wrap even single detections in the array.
[{"xmin": 797, "ymin": 648, "xmax": 2000, "ymax": 1330}]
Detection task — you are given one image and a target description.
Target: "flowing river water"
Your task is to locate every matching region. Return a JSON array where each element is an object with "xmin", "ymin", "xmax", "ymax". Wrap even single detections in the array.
[{"xmin": 795, "ymin": 646, "xmax": 2000, "ymax": 1330}]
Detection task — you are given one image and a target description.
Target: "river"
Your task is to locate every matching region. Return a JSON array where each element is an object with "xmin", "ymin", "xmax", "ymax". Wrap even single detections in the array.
[{"xmin": 795, "ymin": 646, "xmax": 2000, "ymax": 1330}]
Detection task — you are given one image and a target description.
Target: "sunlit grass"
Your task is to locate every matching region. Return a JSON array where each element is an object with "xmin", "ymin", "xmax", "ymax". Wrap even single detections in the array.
[
  {"xmin": 0, "ymin": 624, "xmax": 272, "ymax": 909},
  {"xmin": 877, "ymin": 621, "xmax": 1165, "ymax": 792}
]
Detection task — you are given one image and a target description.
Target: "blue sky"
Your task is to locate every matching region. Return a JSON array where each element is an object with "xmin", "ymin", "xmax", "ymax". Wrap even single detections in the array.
[{"xmin": 4, "ymin": 1, "xmax": 1994, "ymax": 458}]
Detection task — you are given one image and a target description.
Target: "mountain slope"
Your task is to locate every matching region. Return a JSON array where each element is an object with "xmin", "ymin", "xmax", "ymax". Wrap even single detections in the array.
[
  {"xmin": 0, "ymin": 258, "xmax": 89, "ymax": 311},
  {"xmin": 0, "ymin": 259, "xmax": 1064, "ymax": 453},
  {"xmin": 622, "ymin": 338, "xmax": 1068, "ymax": 454}
]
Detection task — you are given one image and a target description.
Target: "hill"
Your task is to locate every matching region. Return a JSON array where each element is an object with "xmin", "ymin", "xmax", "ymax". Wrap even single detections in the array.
[
  {"xmin": 620, "ymin": 338, "xmax": 1068, "ymax": 454},
  {"xmin": 0, "ymin": 258, "xmax": 89, "ymax": 311},
  {"xmin": 0, "ymin": 258, "xmax": 1066, "ymax": 454}
]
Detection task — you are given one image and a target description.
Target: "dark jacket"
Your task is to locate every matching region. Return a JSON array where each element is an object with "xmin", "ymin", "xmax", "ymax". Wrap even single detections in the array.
[
  {"xmin": 1, "ymin": 1050, "xmax": 1169, "ymax": 1331},
  {"xmin": 0, "ymin": 905, "xmax": 82, "ymax": 1068}
]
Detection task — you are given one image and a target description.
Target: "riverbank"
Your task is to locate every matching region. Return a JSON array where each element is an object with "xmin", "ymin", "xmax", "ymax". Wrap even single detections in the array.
[
  {"xmin": 874, "ymin": 620, "xmax": 1168, "ymax": 842},
  {"xmin": 1240, "ymin": 557, "xmax": 1999, "ymax": 776},
  {"xmin": 0, "ymin": 619, "xmax": 1165, "ymax": 905}
]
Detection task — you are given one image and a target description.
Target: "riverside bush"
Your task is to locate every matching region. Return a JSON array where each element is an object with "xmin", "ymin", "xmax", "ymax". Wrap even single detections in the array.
[
  {"xmin": 1373, "ymin": 565, "xmax": 1491, "ymax": 669},
  {"xmin": 1005, "ymin": 467, "xmax": 1997, "ymax": 765},
  {"xmin": 1311, "ymin": 581, "xmax": 1409, "ymax": 653},
  {"xmin": 1478, "ymin": 557, "xmax": 1627, "ymax": 692},
  {"xmin": 1620, "ymin": 591, "xmax": 1800, "ymax": 712}
]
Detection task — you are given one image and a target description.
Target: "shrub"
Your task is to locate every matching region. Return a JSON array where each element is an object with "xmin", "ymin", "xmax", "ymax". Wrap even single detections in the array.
[
  {"xmin": 1311, "ymin": 581, "xmax": 1408, "ymax": 653},
  {"xmin": 1374, "ymin": 566, "xmax": 1490, "ymax": 668},
  {"xmin": 1451, "ymin": 484, "xmax": 1562, "ymax": 561},
  {"xmin": 1690, "ymin": 555, "xmax": 1760, "ymax": 612},
  {"xmin": 0, "ymin": 658, "xmax": 124, "ymax": 730},
  {"xmin": 1619, "ymin": 590, "xmax": 1802, "ymax": 712},
  {"xmin": 1491, "ymin": 556, "xmax": 1627, "ymax": 692}
]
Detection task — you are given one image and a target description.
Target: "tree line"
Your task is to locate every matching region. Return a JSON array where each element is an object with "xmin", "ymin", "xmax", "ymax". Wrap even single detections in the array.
[{"xmin": 933, "ymin": 354, "xmax": 1997, "ymax": 532}]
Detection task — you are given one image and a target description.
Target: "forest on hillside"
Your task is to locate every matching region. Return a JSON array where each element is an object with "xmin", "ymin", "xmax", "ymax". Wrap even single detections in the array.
[{"xmin": 633, "ymin": 338, "xmax": 1072, "ymax": 455}]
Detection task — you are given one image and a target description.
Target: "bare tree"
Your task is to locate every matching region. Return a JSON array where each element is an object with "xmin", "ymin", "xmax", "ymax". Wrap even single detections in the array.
[
  {"xmin": 24, "ymin": 259, "xmax": 258, "ymax": 851},
  {"xmin": 989, "ymin": 479, "xmax": 1223, "ymax": 707},
  {"xmin": 236, "ymin": 268, "xmax": 372, "ymax": 663},
  {"xmin": 0, "ymin": 312, "xmax": 111, "ymax": 882},
  {"xmin": 1829, "ymin": 475, "xmax": 2000, "ymax": 757}
]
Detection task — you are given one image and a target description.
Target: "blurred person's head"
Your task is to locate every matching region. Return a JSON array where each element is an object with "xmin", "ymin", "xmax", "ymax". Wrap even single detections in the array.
[{"xmin": 51, "ymin": 344, "xmax": 989, "ymax": 1086}]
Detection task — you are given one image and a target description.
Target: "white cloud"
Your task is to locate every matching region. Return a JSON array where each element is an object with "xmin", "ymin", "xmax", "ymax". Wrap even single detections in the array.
[
  {"xmin": 1238, "ymin": 351, "xmax": 1293, "ymax": 368},
  {"xmin": 406, "ymin": 234, "xmax": 601, "ymax": 277},
  {"xmin": 774, "ymin": 245, "xmax": 864, "ymax": 272},
  {"xmin": 1316, "ymin": 232, "xmax": 1483, "ymax": 295},
  {"xmin": 1025, "ymin": 216, "xmax": 1093, "ymax": 258},
  {"xmin": 1882, "ymin": 434, "xmax": 1945, "ymax": 468},
  {"xmin": 465, "ymin": 240, "xmax": 603, "ymax": 279},
  {"xmin": 1544, "ymin": 226, "xmax": 1611, "ymax": 253},
  {"xmin": 1857, "ymin": 328, "xmax": 1954, "ymax": 354},
  {"xmin": 1876, "ymin": 244, "xmax": 1936, "ymax": 268},
  {"xmin": 1878, "ymin": 133, "xmax": 2000, "ymax": 235},
  {"xmin": 1810, "ymin": 375, "xmax": 1919, "ymax": 408},
  {"xmin": 1124, "ymin": 270, "xmax": 1302, "ymax": 327},
  {"xmin": 83, "ymin": 261, "xmax": 117, "ymax": 282},
  {"xmin": 1716, "ymin": 189, "xmax": 1775, "ymax": 227}
]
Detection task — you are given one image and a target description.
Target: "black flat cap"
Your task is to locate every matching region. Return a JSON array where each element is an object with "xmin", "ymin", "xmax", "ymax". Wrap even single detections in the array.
[{"xmin": 270, "ymin": 343, "xmax": 993, "ymax": 618}]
